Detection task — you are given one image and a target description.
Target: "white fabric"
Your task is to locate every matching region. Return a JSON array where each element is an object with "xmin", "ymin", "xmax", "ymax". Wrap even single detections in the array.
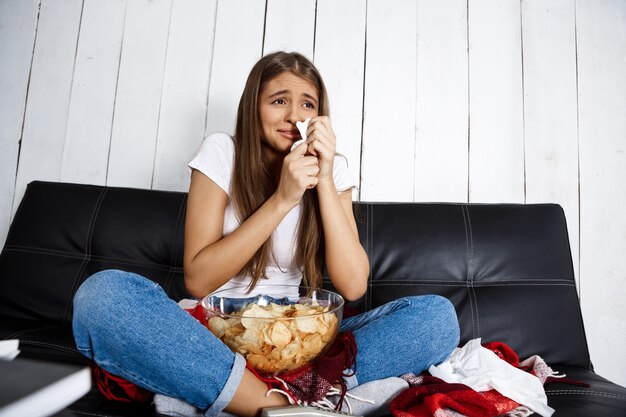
[
  {"xmin": 187, "ymin": 132, "xmax": 357, "ymax": 297},
  {"xmin": 429, "ymin": 338, "xmax": 555, "ymax": 417},
  {"xmin": 0, "ymin": 339, "xmax": 20, "ymax": 360}
]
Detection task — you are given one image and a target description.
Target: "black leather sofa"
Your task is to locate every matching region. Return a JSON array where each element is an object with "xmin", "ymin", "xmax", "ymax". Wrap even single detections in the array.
[{"xmin": 1, "ymin": 180, "xmax": 625, "ymax": 416}]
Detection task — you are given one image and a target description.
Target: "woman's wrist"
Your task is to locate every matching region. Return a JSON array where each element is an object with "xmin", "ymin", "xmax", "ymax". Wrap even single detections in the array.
[
  {"xmin": 268, "ymin": 191, "xmax": 298, "ymax": 215},
  {"xmin": 315, "ymin": 179, "xmax": 337, "ymax": 197}
]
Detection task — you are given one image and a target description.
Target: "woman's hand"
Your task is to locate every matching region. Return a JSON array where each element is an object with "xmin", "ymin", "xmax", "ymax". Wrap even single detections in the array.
[
  {"xmin": 305, "ymin": 116, "xmax": 336, "ymax": 187},
  {"xmin": 275, "ymin": 143, "xmax": 320, "ymax": 209}
]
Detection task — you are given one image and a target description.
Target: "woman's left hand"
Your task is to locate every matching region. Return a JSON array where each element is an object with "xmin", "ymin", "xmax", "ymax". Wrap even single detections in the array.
[{"xmin": 306, "ymin": 116, "xmax": 336, "ymax": 186}]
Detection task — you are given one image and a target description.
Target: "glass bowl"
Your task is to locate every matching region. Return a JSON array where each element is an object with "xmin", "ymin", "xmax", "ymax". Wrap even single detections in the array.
[{"xmin": 201, "ymin": 285, "xmax": 344, "ymax": 374}]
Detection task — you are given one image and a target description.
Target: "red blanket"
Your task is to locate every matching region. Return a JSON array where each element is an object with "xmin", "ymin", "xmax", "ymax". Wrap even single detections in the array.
[{"xmin": 390, "ymin": 342, "xmax": 587, "ymax": 417}]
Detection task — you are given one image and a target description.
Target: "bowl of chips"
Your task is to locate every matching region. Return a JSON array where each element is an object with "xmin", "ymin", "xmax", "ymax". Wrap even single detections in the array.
[{"xmin": 201, "ymin": 285, "xmax": 344, "ymax": 374}]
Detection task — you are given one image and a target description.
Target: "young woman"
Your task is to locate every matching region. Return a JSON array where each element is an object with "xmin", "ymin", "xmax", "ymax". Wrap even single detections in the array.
[{"xmin": 72, "ymin": 51, "xmax": 459, "ymax": 417}]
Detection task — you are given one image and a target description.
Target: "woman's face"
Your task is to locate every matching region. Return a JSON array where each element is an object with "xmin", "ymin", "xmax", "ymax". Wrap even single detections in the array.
[{"xmin": 258, "ymin": 71, "xmax": 319, "ymax": 160}]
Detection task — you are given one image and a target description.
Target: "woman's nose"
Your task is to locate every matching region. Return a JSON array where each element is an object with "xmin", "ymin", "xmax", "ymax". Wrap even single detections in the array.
[{"xmin": 286, "ymin": 103, "xmax": 302, "ymax": 124}]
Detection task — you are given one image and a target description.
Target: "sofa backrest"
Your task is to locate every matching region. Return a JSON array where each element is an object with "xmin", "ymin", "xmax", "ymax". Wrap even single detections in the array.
[{"xmin": 0, "ymin": 181, "xmax": 591, "ymax": 369}]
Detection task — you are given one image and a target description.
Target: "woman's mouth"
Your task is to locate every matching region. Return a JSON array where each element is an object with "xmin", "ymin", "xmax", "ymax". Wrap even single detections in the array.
[{"xmin": 278, "ymin": 130, "xmax": 301, "ymax": 140}]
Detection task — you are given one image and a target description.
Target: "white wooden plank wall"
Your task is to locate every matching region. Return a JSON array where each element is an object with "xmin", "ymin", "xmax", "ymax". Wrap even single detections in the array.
[
  {"xmin": 0, "ymin": 0, "xmax": 625, "ymax": 386},
  {"xmin": 152, "ymin": 0, "xmax": 216, "ymax": 192},
  {"xmin": 264, "ymin": 0, "xmax": 316, "ymax": 59},
  {"xmin": 106, "ymin": 0, "xmax": 173, "ymax": 189},
  {"xmin": 415, "ymin": 0, "xmax": 468, "ymax": 202},
  {"xmin": 469, "ymin": 0, "xmax": 525, "ymax": 203},
  {"xmin": 0, "ymin": 0, "xmax": 39, "ymax": 250},
  {"xmin": 12, "ymin": 0, "xmax": 83, "ymax": 216},
  {"xmin": 522, "ymin": 0, "xmax": 580, "ymax": 283},
  {"xmin": 577, "ymin": 0, "xmax": 626, "ymax": 387},
  {"xmin": 361, "ymin": 0, "xmax": 418, "ymax": 201},
  {"xmin": 60, "ymin": 0, "xmax": 125, "ymax": 186},
  {"xmin": 204, "ymin": 0, "xmax": 265, "ymax": 137},
  {"xmin": 314, "ymin": 0, "xmax": 366, "ymax": 194}
]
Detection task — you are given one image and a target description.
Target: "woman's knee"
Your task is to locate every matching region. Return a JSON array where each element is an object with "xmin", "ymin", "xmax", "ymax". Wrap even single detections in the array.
[
  {"xmin": 73, "ymin": 269, "xmax": 147, "ymax": 318},
  {"xmin": 403, "ymin": 294, "xmax": 460, "ymax": 356}
]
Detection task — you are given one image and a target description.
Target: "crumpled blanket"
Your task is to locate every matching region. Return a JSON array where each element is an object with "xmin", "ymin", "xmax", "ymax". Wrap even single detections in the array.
[
  {"xmin": 247, "ymin": 330, "xmax": 358, "ymax": 409},
  {"xmin": 155, "ymin": 376, "xmax": 409, "ymax": 417},
  {"xmin": 390, "ymin": 339, "xmax": 587, "ymax": 417}
]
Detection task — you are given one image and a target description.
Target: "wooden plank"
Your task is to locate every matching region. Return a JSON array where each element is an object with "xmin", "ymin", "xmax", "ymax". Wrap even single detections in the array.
[
  {"xmin": 151, "ymin": 0, "xmax": 217, "ymax": 192},
  {"xmin": 60, "ymin": 0, "xmax": 126, "ymax": 185},
  {"xmin": 204, "ymin": 0, "xmax": 265, "ymax": 136},
  {"xmin": 263, "ymin": 0, "xmax": 316, "ymax": 59},
  {"xmin": 314, "ymin": 0, "xmax": 366, "ymax": 199},
  {"xmin": 468, "ymin": 0, "xmax": 525, "ymax": 203},
  {"xmin": 414, "ymin": 0, "xmax": 468, "ymax": 203},
  {"xmin": 577, "ymin": 0, "xmax": 626, "ymax": 387},
  {"xmin": 12, "ymin": 0, "xmax": 83, "ymax": 214},
  {"xmin": 360, "ymin": 0, "xmax": 418, "ymax": 202},
  {"xmin": 522, "ymin": 0, "xmax": 579, "ymax": 285},
  {"xmin": 106, "ymin": 0, "xmax": 173, "ymax": 188},
  {"xmin": 0, "ymin": 0, "xmax": 40, "ymax": 247}
]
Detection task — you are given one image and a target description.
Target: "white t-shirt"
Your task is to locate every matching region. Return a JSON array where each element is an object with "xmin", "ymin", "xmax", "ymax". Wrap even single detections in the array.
[{"xmin": 188, "ymin": 132, "xmax": 357, "ymax": 297}]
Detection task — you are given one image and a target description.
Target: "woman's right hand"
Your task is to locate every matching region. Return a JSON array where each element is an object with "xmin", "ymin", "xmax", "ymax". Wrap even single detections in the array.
[{"xmin": 275, "ymin": 142, "xmax": 319, "ymax": 209}]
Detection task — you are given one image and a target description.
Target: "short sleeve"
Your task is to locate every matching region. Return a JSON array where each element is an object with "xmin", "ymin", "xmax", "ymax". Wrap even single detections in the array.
[
  {"xmin": 187, "ymin": 132, "xmax": 235, "ymax": 196},
  {"xmin": 333, "ymin": 154, "xmax": 357, "ymax": 193}
]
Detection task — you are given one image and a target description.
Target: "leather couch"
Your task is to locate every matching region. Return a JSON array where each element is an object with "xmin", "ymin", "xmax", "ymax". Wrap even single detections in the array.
[{"xmin": 1, "ymin": 180, "xmax": 625, "ymax": 416}]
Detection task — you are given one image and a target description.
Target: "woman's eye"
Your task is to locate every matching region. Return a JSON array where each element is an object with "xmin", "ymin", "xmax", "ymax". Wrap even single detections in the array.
[
  {"xmin": 273, "ymin": 99, "xmax": 286, "ymax": 105},
  {"xmin": 303, "ymin": 102, "xmax": 315, "ymax": 109}
]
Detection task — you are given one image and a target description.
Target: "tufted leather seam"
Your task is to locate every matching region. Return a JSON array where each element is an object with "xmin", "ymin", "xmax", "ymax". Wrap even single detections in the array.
[
  {"xmin": 19, "ymin": 340, "xmax": 82, "ymax": 355},
  {"xmin": 461, "ymin": 206, "xmax": 474, "ymax": 336},
  {"xmin": 68, "ymin": 410, "xmax": 121, "ymax": 417},
  {"xmin": 165, "ymin": 195, "xmax": 187, "ymax": 293},
  {"xmin": 473, "ymin": 283, "xmax": 575, "ymax": 287},
  {"xmin": 367, "ymin": 204, "xmax": 373, "ymax": 311},
  {"xmin": 465, "ymin": 206, "xmax": 480, "ymax": 338},
  {"xmin": 356, "ymin": 201, "xmax": 561, "ymax": 209},
  {"xmin": 67, "ymin": 411, "xmax": 112, "ymax": 417},
  {"xmin": 63, "ymin": 188, "xmax": 108, "ymax": 322},
  {"xmin": 365, "ymin": 279, "xmax": 574, "ymax": 284},
  {"xmin": 4, "ymin": 324, "xmax": 58, "ymax": 340},
  {"xmin": 4, "ymin": 245, "xmax": 98, "ymax": 259},
  {"xmin": 546, "ymin": 390, "xmax": 626, "ymax": 399},
  {"xmin": 2, "ymin": 247, "xmax": 183, "ymax": 272},
  {"xmin": 461, "ymin": 206, "xmax": 478, "ymax": 338},
  {"xmin": 369, "ymin": 282, "xmax": 576, "ymax": 287}
]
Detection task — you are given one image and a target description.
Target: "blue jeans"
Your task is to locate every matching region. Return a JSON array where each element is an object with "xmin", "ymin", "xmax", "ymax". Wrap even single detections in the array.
[{"xmin": 72, "ymin": 270, "xmax": 459, "ymax": 416}]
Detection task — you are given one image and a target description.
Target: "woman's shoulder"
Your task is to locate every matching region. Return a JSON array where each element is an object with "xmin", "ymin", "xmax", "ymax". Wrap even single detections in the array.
[
  {"xmin": 202, "ymin": 131, "xmax": 235, "ymax": 151},
  {"xmin": 188, "ymin": 132, "xmax": 236, "ymax": 194},
  {"xmin": 194, "ymin": 132, "xmax": 235, "ymax": 165}
]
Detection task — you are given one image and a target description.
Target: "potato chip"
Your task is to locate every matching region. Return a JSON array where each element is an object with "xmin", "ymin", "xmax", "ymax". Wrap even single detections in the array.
[
  {"xmin": 240, "ymin": 328, "xmax": 262, "ymax": 349},
  {"xmin": 241, "ymin": 304, "xmax": 273, "ymax": 329},
  {"xmin": 268, "ymin": 321, "xmax": 292, "ymax": 346},
  {"xmin": 205, "ymin": 300, "xmax": 339, "ymax": 374},
  {"xmin": 281, "ymin": 340, "xmax": 300, "ymax": 360},
  {"xmin": 302, "ymin": 333, "xmax": 323, "ymax": 354},
  {"xmin": 207, "ymin": 316, "xmax": 228, "ymax": 338},
  {"xmin": 295, "ymin": 316, "xmax": 318, "ymax": 333}
]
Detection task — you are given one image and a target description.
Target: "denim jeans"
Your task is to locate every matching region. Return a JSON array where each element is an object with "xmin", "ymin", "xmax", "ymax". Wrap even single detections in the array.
[{"xmin": 72, "ymin": 270, "xmax": 459, "ymax": 416}]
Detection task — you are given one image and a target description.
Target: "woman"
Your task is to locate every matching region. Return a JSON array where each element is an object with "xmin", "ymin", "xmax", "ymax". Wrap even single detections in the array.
[{"xmin": 72, "ymin": 51, "xmax": 459, "ymax": 417}]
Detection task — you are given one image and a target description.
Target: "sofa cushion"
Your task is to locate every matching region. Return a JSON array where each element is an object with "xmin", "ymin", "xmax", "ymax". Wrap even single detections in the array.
[
  {"xmin": 346, "ymin": 202, "xmax": 591, "ymax": 369},
  {"xmin": 0, "ymin": 181, "xmax": 191, "ymax": 325}
]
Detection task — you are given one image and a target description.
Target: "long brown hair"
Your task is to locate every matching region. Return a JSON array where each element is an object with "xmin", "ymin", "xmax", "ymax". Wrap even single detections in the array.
[{"xmin": 232, "ymin": 51, "xmax": 329, "ymax": 293}]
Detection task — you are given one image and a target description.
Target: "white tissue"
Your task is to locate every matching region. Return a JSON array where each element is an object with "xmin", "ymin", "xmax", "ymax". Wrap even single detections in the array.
[
  {"xmin": 291, "ymin": 118, "xmax": 311, "ymax": 152},
  {"xmin": 0, "ymin": 339, "xmax": 20, "ymax": 360},
  {"xmin": 429, "ymin": 338, "xmax": 554, "ymax": 417}
]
